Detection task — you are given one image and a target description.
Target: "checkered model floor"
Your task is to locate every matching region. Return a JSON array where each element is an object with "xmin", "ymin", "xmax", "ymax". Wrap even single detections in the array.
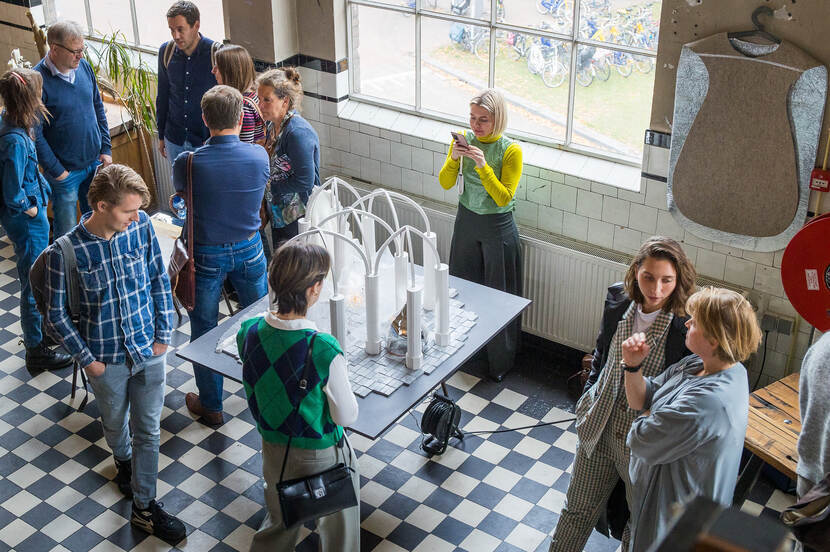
[{"xmin": 0, "ymin": 234, "xmax": 796, "ymax": 551}]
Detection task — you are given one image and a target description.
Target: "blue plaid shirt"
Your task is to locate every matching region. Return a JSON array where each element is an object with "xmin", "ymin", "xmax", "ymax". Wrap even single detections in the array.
[{"xmin": 44, "ymin": 210, "xmax": 174, "ymax": 367}]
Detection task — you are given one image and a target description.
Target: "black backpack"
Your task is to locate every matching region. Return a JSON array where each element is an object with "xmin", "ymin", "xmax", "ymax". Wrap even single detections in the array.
[
  {"xmin": 30, "ymin": 234, "xmax": 80, "ymax": 327},
  {"xmin": 29, "ymin": 235, "xmax": 89, "ymax": 410}
]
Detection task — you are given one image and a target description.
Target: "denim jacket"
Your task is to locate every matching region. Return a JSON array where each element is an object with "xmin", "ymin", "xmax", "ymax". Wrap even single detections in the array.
[{"xmin": 0, "ymin": 120, "xmax": 50, "ymax": 215}]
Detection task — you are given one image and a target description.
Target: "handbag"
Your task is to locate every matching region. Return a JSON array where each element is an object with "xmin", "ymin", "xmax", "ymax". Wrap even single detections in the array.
[
  {"xmin": 167, "ymin": 153, "xmax": 196, "ymax": 311},
  {"xmin": 781, "ymin": 473, "xmax": 830, "ymax": 551},
  {"xmin": 276, "ymin": 332, "xmax": 358, "ymax": 529}
]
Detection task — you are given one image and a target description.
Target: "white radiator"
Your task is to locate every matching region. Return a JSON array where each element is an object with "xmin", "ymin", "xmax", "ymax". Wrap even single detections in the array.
[{"xmin": 353, "ymin": 185, "xmax": 628, "ymax": 352}]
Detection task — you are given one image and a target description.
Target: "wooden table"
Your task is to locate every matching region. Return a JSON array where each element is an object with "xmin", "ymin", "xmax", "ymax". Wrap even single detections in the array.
[{"xmin": 733, "ymin": 372, "xmax": 800, "ymax": 505}]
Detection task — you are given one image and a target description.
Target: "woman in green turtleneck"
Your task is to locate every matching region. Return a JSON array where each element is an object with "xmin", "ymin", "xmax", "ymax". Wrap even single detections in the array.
[{"xmin": 438, "ymin": 88, "xmax": 524, "ymax": 381}]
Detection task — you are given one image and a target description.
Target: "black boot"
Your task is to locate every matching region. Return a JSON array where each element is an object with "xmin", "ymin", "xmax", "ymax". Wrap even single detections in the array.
[
  {"xmin": 25, "ymin": 342, "xmax": 73, "ymax": 371},
  {"xmin": 114, "ymin": 457, "xmax": 133, "ymax": 498}
]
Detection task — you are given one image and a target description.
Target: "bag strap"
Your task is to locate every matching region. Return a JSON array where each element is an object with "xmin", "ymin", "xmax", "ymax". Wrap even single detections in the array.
[
  {"xmin": 184, "ymin": 153, "xmax": 194, "ymax": 257},
  {"xmin": 278, "ymin": 331, "xmax": 319, "ymax": 483},
  {"xmin": 163, "ymin": 41, "xmax": 175, "ymax": 69},
  {"xmin": 242, "ymin": 94, "xmax": 264, "ymax": 120},
  {"xmin": 55, "ymin": 235, "xmax": 80, "ymax": 324}
]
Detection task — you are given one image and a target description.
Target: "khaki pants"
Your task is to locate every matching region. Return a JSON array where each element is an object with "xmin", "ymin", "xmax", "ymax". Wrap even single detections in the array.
[
  {"xmin": 250, "ymin": 437, "xmax": 360, "ymax": 552},
  {"xmin": 549, "ymin": 424, "xmax": 632, "ymax": 552}
]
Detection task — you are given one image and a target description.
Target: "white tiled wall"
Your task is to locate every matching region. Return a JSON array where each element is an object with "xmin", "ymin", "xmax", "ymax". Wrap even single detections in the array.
[{"xmin": 296, "ymin": 65, "xmax": 815, "ymax": 388}]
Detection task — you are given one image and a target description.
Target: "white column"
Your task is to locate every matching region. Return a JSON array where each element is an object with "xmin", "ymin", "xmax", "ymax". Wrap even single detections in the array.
[
  {"xmin": 394, "ymin": 251, "xmax": 409, "ymax": 311},
  {"xmin": 362, "ymin": 214, "xmax": 376, "ymax": 258},
  {"xmin": 297, "ymin": 217, "xmax": 311, "ymax": 235},
  {"xmin": 435, "ymin": 263, "xmax": 450, "ymax": 346},
  {"xmin": 329, "ymin": 293, "xmax": 346, "ymax": 348},
  {"xmin": 422, "ymin": 232, "xmax": 438, "ymax": 310},
  {"xmin": 365, "ymin": 273, "xmax": 381, "ymax": 355},
  {"xmin": 334, "ymin": 218, "xmax": 346, "ymax": 288},
  {"xmin": 406, "ymin": 285, "xmax": 423, "ymax": 370}
]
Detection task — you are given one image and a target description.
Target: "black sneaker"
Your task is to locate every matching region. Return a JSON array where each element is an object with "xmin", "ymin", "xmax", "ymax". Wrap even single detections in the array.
[
  {"xmin": 114, "ymin": 457, "xmax": 132, "ymax": 498},
  {"xmin": 25, "ymin": 342, "xmax": 73, "ymax": 371},
  {"xmin": 131, "ymin": 500, "xmax": 186, "ymax": 542}
]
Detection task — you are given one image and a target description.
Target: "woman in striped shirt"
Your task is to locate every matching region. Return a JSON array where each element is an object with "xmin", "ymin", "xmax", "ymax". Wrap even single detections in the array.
[{"xmin": 211, "ymin": 44, "xmax": 265, "ymax": 145}]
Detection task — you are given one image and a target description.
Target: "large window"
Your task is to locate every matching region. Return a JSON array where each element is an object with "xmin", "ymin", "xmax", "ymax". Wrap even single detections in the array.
[
  {"xmin": 348, "ymin": 0, "xmax": 661, "ymax": 162},
  {"xmin": 49, "ymin": 0, "xmax": 224, "ymax": 51}
]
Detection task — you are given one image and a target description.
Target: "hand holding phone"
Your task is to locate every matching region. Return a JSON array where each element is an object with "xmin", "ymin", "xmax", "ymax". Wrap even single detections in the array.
[{"xmin": 451, "ymin": 132, "xmax": 468, "ymax": 149}]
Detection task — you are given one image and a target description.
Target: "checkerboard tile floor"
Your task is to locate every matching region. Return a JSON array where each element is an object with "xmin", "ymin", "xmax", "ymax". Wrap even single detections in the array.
[{"xmin": 0, "ymin": 234, "xmax": 796, "ymax": 551}]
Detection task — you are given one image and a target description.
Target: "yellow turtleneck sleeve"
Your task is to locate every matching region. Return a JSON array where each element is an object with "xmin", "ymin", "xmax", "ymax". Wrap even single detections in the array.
[{"xmin": 439, "ymin": 139, "xmax": 524, "ymax": 208}]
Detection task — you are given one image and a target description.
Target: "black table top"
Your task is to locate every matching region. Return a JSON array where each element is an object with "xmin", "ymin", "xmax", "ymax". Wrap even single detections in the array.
[{"xmin": 176, "ymin": 275, "xmax": 531, "ymax": 440}]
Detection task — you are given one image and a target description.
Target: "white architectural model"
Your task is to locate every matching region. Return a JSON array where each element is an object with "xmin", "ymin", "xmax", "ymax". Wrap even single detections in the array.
[
  {"xmin": 217, "ymin": 176, "xmax": 478, "ymax": 398},
  {"xmin": 294, "ymin": 177, "xmax": 452, "ymax": 370}
]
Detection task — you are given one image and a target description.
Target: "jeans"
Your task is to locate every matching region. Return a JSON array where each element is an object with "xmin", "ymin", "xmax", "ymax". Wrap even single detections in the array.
[
  {"xmin": 165, "ymin": 139, "xmax": 196, "ymax": 171},
  {"xmin": 0, "ymin": 207, "xmax": 49, "ymax": 347},
  {"xmin": 47, "ymin": 160, "xmax": 99, "ymax": 238},
  {"xmin": 86, "ymin": 351, "xmax": 167, "ymax": 509},
  {"xmin": 190, "ymin": 233, "xmax": 267, "ymax": 411}
]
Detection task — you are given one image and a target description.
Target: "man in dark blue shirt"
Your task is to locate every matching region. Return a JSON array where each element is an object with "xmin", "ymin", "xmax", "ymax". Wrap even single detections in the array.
[
  {"xmin": 34, "ymin": 20, "xmax": 112, "ymax": 237},
  {"xmin": 156, "ymin": 1, "xmax": 217, "ymax": 169},
  {"xmin": 172, "ymin": 85, "xmax": 269, "ymax": 426}
]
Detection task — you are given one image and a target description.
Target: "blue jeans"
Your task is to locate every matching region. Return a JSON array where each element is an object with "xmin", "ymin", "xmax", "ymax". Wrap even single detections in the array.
[
  {"xmin": 191, "ymin": 233, "xmax": 267, "ymax": 412},
  {"xmin": 0, "ymin": 207, "xmax": 49, "ymax": 347},
  {"xmin": 47, "ymin": 160, "xmax": 99, "ymax": 238},
  {"xmin": 86, "ymin": 351, "xmax": 167, "ymax": 509},
  {"xmin": 165, "ymin": 139, "xmax": 196, "ymax": 171}
]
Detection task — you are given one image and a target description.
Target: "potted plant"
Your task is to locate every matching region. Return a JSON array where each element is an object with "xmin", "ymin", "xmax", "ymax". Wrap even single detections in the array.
[{"xmin": 84, "ymin": 32, "xmax": 160, "ymax": 206}]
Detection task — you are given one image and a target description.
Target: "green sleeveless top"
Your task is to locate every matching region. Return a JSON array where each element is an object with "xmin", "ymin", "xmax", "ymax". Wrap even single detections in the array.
[
  {"xmin": 238, "ymin": 317, "xmax": 344, "ymax": 449},
  {"xmin": 459, "ymin": 131, "xmax": 515, "ymax": 215}
]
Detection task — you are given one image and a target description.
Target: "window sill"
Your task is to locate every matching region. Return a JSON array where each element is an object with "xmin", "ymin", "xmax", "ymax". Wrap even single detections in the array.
[{"xmin": 337, "ymin": 99, "xmax": 642, "ymax": 192}]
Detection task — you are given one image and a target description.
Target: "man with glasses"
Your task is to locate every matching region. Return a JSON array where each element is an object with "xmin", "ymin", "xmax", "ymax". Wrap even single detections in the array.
[
  {"xmin": 156, "ymin": 1, "xmax": 218, "ymax": 168},
  {"xmin": 34, "ymin": 20, "xmax": 112, "ymax": 238}
]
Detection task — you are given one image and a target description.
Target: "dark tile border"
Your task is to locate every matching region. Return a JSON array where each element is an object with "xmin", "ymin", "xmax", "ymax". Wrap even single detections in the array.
[
  {"xmin": 640, "ymin": 172, "xmax": 667, "ymax": 183},
  {"xmin": 254, "ymin": 54, "xmax": 348, "ymax": 74},
  {"xmin": 1, "ymin": 18, "xmax": 34, "ymax": 31}
]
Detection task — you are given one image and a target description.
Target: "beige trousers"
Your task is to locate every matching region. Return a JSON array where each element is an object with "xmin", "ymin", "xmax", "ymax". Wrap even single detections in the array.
[{"xmin": 250, "ymin": 437, "xmax": 360, "ymax": 552}]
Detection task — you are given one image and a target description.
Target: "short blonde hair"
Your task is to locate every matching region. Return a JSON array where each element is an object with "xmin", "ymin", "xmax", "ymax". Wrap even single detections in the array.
[
  {"xmin": 470, "ymin": 88, "xmax": 507, "ymax": 137},
  {"xmin": 87, "ymin": 164, "xmax": 151, "ymax": 208},
  {"xmin": 686, "ymin": 287, "xmax": 762, "ymax": 363}
]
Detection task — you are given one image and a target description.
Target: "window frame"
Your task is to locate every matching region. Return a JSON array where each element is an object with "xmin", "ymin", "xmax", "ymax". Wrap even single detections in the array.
[{"xmin": 346, "ymin": 0, "xmax": 659, "ymax": 166}]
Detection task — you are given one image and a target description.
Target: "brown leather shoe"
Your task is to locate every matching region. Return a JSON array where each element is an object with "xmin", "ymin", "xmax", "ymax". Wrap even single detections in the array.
[{"xmin": 185, "ymin": 392, "xmax": 223, "ymax": 426}]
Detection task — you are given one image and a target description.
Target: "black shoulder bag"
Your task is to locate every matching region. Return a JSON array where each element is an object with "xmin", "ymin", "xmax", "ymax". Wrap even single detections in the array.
[{"xmin": 277, "ymin": 332, "xmax": 358, "ymax": 528}]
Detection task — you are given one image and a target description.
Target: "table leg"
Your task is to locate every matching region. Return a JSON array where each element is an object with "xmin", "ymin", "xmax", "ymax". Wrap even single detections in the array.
[
  {"xmin": 441, "ymin": 382, "xmax": 449, "ymax": 396},
  {"xmin": 733, "ymin": 453, "xmax": 764, "ymax": 506}
]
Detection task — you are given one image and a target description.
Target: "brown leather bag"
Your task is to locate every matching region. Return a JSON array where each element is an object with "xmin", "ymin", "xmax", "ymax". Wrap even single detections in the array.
[{"xmin": 167, "ymin": 153, "xmax": 196, "ymax": 311}]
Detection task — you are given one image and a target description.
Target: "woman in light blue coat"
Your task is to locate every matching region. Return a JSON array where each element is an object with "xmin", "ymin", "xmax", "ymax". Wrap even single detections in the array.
[{"xmin": 621, "ymin": 287, "xmax": 762, "ymax": 552}]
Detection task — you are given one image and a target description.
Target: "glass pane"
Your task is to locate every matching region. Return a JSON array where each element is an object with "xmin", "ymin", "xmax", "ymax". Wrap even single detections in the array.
[
  {"xmin": 579, "ymin": 0, "xmax": 660, "ymax": 50},
  {"xmin": 501, "ymin": 0, "xmax": 572, "ymax": 32},
  {"xmin": 88, "ymin": 0, "xmax": 135, "ymax": 42},
  {"xmin": 571, "ymin": 44, "xmax": 654, "ymax": 159},
  {"xmin": 423, "ymin": 0, "xmax": 492, "ymax": 22},
  {"xmin": 494, "ymin": 31, "xmax": 569, "ymax": 141},
  {"xmin": 421, "ymin": 17, "xmax": 490, "ymax": 116},
  {"xmin": 351, "ymin": 5, "xmax": 416, "ymax": 107},
  {"xmin": 135, "ymin": 0, "xmax": 225, "ymax": 48}
]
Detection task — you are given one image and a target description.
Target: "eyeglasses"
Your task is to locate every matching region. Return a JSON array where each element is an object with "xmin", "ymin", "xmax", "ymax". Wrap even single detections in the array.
[{"xmin": 54, "ymin": 43, "xmax": 85, "ymax": 57}]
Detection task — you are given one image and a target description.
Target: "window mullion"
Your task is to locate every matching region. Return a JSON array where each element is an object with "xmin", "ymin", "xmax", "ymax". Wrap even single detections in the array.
[
  {"xmin": 129, "ymin": 0, "xmax": 141, "ymax": 46},
  {"xmin": 565, "ymin": 0, "xmax": 582, "ymax": 148},
  {"xmin": 415, "ymin": 9, "xmax": 422, "ymax": 110},
  {"xmin": 84, "ymin": 0, "xmax": 94, "ymax": 36}
]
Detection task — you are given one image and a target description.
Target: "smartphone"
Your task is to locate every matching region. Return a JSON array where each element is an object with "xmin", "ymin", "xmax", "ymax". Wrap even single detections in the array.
[{"xmin": 451, "ymin": 131, "xmax": 468, "ymax": 148}]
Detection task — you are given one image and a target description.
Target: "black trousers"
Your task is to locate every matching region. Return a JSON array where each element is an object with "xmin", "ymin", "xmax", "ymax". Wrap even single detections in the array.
[{"xmin": 449, "ymin": 203, "xmax": 523, "ymax": 380}]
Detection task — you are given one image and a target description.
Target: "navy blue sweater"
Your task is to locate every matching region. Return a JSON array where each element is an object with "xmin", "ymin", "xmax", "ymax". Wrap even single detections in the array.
[
  {"xmin": 173, "ymin": 135, "xmax": 269, "ymax": 245},
  {"xmin": 156, "ymin": 36, "xmax": 217, "ymax": 147},
  {"xmin": 34, "ymin": 58, "xmax": 111, "ymax": 179}
]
